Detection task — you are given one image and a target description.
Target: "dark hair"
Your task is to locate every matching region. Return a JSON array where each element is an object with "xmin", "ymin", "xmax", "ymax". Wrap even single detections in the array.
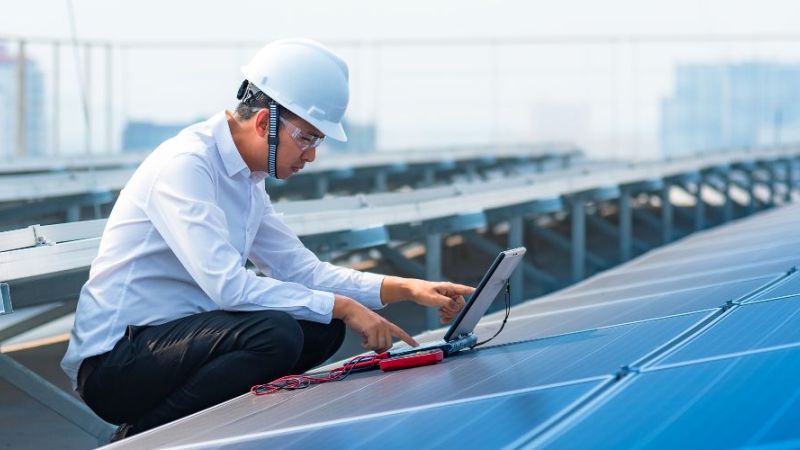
[{"xmin": 234, "ymin": 80, "xmax": 296, "ymax": 121}]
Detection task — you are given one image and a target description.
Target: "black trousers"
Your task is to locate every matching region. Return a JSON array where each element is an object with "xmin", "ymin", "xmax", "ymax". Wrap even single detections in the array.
[{"xmin": 77, "ymin": 310, "xmax": 345, "ymax": 435}]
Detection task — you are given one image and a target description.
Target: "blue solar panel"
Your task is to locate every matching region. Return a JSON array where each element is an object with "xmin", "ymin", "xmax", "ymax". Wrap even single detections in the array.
[
  {"xmin": 572, "ymin": 258, "xmax": 794, "ymax": 295},
  {"xmin": 656, "ymin": 295, "xmax": 800, "ymax": 366},
  {"xmin": 196, "ymin": 380, "xmax": 603, "ymax": 450},
  {"xmin": 114, "ymin": 312, "xmax": 710, "ymax": 448},
  {"xmin": 509, "ymin": 274, "xmax": 777, "ymax": 320},
  {"xmin": 584, "ymin": 244, "xmax": 800, "ymax": 289},
  {"xmin": 748, "ymin": 271, "xmax": 800, "ymax": 303},
  {"xmin": 539, "ymin": 346, "xmax": 800, "ymax": 450}
]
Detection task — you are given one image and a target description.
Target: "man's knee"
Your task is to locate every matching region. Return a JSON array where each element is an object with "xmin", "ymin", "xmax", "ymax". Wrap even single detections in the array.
[{"xmin": 242, "ymin": 310, "xmax": 304, "ymax": 362}]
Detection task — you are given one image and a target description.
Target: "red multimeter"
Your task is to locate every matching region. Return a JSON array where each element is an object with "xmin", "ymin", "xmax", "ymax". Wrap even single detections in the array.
[{"xmin": 379, "ymin": 349, "xmax": 444, "ymax": 372}]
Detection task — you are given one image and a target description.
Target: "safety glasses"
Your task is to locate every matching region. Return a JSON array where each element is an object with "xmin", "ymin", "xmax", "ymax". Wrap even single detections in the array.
[{"xmin": 279, "ymin": 117, "xmax": 325, "ymax": 152}]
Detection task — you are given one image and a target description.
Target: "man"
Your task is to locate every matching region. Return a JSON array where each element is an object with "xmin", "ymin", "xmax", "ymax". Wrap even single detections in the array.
[{"xmin": 61, "ymin": 38, "xmax": 474, "ymax": 442}]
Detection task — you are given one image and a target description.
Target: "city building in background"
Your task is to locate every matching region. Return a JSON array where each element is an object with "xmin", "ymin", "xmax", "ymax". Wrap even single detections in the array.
[
  {"xmin": 660, "ymin": 62, "xmax": 800, "ymax": 158},
  {"xmin": 122, "ymin": 119, "xmax": 195, "ymax": 153},
  {"xmin": 323, "ymin": 120, "xmax": 376, "ymax": 153},
  {"xmin": 123, "ymin": 118, "xmax": 376, "ymax": 154},
  {"xmin": 0, "ymin": 43, "xmax": 45, "ymax": 158}
]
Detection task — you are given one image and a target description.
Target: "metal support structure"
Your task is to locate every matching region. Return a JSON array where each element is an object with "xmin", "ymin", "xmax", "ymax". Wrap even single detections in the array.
[
  {"xmin": 377, "ymin": 245, "xmax": 427, "ymax": 280},
  {"xmin": 66, "ymin": 205, "xmax": 81, "ymax": 223},
  {"xmin": 315, "ymin": 175, "xmax": 329, "ymax": 199},
  {"xmin": 0, "ymin": 353, "xmax": 114, "ymax": 443},
  {"xmin": 693, "ymin": 180, "xmax": 706, "ymax": 231},
  {"xmin": 764, "ymin": 162, "xmax": 778, "ymax": 206},
  {"xmin": 53, "ymin": 42, "xmax": 60, "ymax": 156},
  {"xmin": 783, "ymin": 159, "xmax": 794, "ymax": 203},
  {"xmin": 745, "ymin": 170, "xmax": 758, "ymax": 213},
  {"xmin": 84, "ymin": 44, "xmax": 92, "ymax": 154},
  {"xmin": 660, "ymin": 183, "xmax": 674, "ymax": 244},
  {"xmin": 425, "ymin": 233, "xmax": 443, "ymax": 329},
  {"xmin": 16, "ymin": 40, "xmax": 27, "ymax": 157},
  {"xmin": 0, "ymin": 301, "xmax": 77, "ymax": 342},
  {"xmin": 508, "ymin": 216, "xmax": 525, "ymax": 303},
  {"xmin": 1, "ymin": 283, "xmax": 11, "ymax": 315},
  {"xmin": 105, "ymin": 43, "xmax": 113, "ymax": 153},
  {"xmin": 570, "ymin": 199, "xmax": 586, "ymax": 282},
  {"xmin": 587, "ymin": 212, "xmax": 649, "ymax": 257},
  {"xmin": 527, "ymin": 222, "xmax": 608, "ymax": 269},
  {"xmin": 422, "ymin": 167, "xmax": 436, "ymax": 187},
  {"xmin": 619, "ymin": 189, "xmax": 633, "ymax": 261},
  {"xmin": 463, "ymin": 229, "xmax": 558, "ymax": 292},
  {"xmin": 374, "ymin": 170, "xmax": 388, "ymax": 192},
  {"xmin": 721, "ymin": 173, "xmax": 734, "ymax": 222}
]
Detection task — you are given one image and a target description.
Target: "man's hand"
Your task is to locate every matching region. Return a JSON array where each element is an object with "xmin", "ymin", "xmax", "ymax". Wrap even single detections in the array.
[
  {"xmin": 408, "ymin": 280, "xmax": 473, "ymax": 324},
  {"xmin": 333, "ymin": 295, "xmax": 418, "ymax": 353},
  {"xmin": 382, "ymin": 278, "xmax": 475, "ymax": 324}
]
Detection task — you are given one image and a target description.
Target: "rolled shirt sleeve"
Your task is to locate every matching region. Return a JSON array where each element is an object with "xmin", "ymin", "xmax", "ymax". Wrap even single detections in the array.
[
  {"xmin": 248, "ymin": 204, "xmax": 386, "ymax": 311},
  {"xmin": 144, "ymin": 152, "xmax": 335, "ymax": 323}
]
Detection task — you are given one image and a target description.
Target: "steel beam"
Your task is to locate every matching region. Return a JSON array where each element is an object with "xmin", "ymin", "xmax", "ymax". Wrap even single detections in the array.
[
  {"xmin": 463, "ymin": 230, "xmax": 558, "ymax": 291},
  {"xmin": 570, "ymin": 199, "xmax": 586, "ymax": 282},
  {"xmin": 376, "ymin": 245, "xmax": 427, "ymax": 280},
  {"xmin": 0, "ymin": 300, "xmax": 77, "ymax": 342},
  {"xmin": 660, "ymin": 183, "xmax": 674, "ymax": 244},
  {"xmin": 1, "ymin": 283, "xmax": 11, "ymax": 315},
  {"xmin": 0, "ymin": 353, "xmax": 115, "ymax": 443},
  {"xmin": 527, "ymin": 222, "xmax": 608, "ymax": 269},
  {"xmin": 425, "ymin": 233, "xmax": 443, "ymax": 329}
]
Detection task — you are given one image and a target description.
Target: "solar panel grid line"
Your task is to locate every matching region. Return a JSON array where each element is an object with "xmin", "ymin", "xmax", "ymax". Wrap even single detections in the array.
[
  {"xmin": 535, "ymin": 345, "xmax": 800, "ymax": 449},
  {"xmin": 636, "ymin": 268, "xmax": 798, "ymax": 370},
  {"xmin": 745, "ymin": 269, "xmax": 800, "ymax": 304},
  {"xmin": 643, "ymin": 341, "xmax": 800, "ymax": 374},
  {"xmin": 506, "ymin": 364, "xmax": 643, "ymax": 450},
  {"xmin": 509, "ymin": 271, "xmax": 796, "ymax": 449},
  {"xmin": 653, "ymin": 294, "xmax": 800, "ymax": 368}
]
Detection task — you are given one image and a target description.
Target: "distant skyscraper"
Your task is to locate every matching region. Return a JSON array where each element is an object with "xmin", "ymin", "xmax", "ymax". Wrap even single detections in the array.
[
  {"xmin": 0, "ymin": 43, "xmax": 46, "ymax": 158},
  {"xmin": 660, "ymin": 62, "xmax": 800, "ymax": 158}
]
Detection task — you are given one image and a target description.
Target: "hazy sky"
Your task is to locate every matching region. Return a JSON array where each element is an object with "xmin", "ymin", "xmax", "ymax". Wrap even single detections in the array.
[
  {"xmin": 2, "ymin": 0, "xmax": 799, "ymax": 41},
  {"xmin": 2, "ymin": 0, "xmax": 799, "ymax": 158}
]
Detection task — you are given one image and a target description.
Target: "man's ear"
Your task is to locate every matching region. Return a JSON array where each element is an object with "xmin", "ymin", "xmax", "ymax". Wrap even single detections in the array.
[{"xmin": 254, "ymin": 109, "xmax": 270, "ymax": 138}]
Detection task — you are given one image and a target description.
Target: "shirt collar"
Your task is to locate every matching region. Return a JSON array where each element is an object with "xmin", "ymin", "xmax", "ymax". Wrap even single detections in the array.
[{"xmin": 213, "ymin": 110, "xmax": 250, "ymax": 178}]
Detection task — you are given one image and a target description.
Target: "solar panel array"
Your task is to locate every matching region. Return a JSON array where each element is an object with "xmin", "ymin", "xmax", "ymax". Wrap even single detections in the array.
[{"xmin": 108, "ymin": 203, "xmax": 800, "ymax": 450}]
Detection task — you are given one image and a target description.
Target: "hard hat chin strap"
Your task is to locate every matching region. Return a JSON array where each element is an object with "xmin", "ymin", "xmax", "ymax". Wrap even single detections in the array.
[{"xmin": 267, "ymin": 100, "xmax": 280, "ymax": 179}]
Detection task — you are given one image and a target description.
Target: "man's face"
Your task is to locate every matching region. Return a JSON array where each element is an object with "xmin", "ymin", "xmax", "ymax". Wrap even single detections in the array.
[{"xmin": 274, "ymin": 116, "xmax": 323, "ymax": 179}]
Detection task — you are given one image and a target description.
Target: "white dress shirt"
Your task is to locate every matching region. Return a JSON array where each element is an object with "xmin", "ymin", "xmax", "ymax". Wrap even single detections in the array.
[{"xmin": 61, "ymin": 111, "xmax": 384, "ymax": 390}]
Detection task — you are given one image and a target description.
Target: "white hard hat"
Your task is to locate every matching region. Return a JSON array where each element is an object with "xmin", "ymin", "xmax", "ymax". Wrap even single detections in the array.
[{"xmin": 241, "ymin": 38, "xmax": 350, "ymax": 142}]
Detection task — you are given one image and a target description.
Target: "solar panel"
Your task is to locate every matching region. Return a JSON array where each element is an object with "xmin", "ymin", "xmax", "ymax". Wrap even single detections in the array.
[
  {"xmin": 657, "ymin": 295, "xmax": 800, "ymax": 366},
  {"xmin": 110, "ymin": 312, "xmax": 710, "ymax": 449},
  {"xmin": 538, "ymin": 345, "xmax": 800, "ymax": 450},
  {"xmin": 748, "ymin": 272, "xmax": 800, "ymax": 303},
  {"xmin": 574, "ymin": 256, "xmax": 796, "ymax": 293},
  {"xmin": 509, "ymin": 274, "xmax": 780, "ymax": 319},
  {"xmin": 186, "ymin": 380, "xmax": 603, "ymax": 450}
]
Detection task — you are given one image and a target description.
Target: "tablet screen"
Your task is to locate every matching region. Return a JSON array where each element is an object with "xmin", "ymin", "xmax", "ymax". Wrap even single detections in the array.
[{"xmin": 443, "ymin": 247, "xmax": 526, "ymax": 342}]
